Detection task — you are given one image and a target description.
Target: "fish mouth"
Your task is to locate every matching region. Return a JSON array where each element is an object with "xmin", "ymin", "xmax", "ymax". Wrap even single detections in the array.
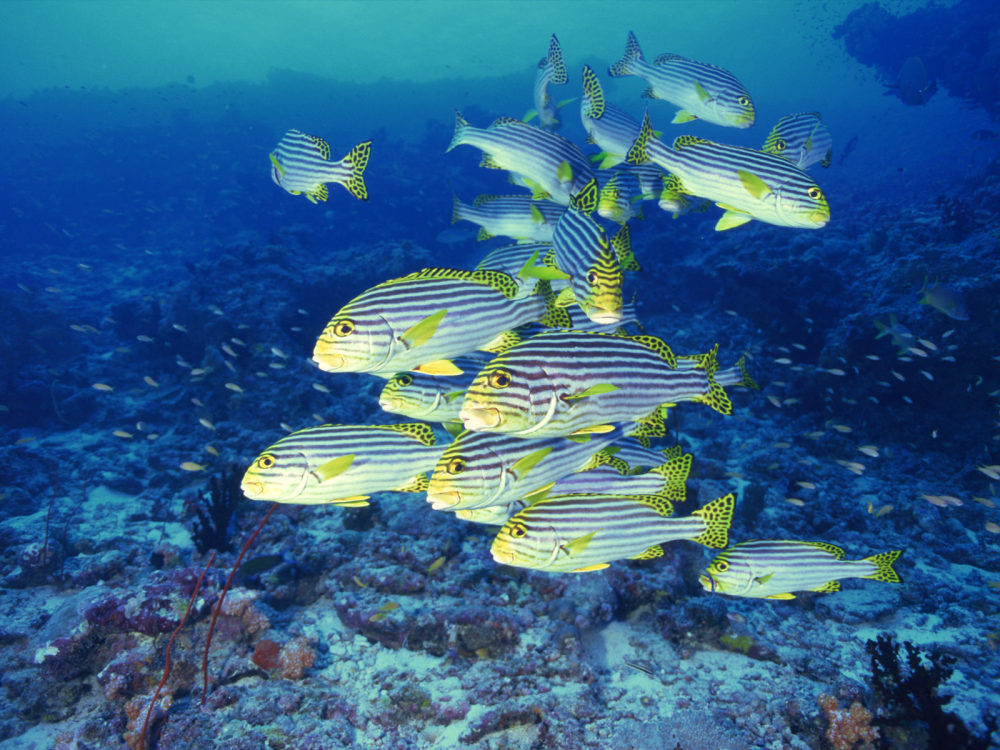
[
  {"xmin": 241, "ymin": 479, "xmax": 265, "ymax": 498},
  {"xmin": 806, "ymin": 208, "xmax": 830, "ymax": 227},
  {"xmin": 459, "ymin": 405, "xmax": 502, "ymax": 430},
  {"xmin": 489, "ymin": 539, "xmax": 516, "ymax": 565},
  {"xmin": 378, "ymin": 396, "xmax": 404, "ymax": 413},
  {"xmin": 312, "ymin": 346, "xmax": 345, "ymax": 372},
  {"xmin": 698, "ymin": 574, "xmax": 717, "ymax": 593},
  {"xmin": 586, "ymin": 306, "xmax": 623, "ymax": 325},
  {"xmin": 426, "ymin": 491, "xmax": 461, "ymax": 510}
]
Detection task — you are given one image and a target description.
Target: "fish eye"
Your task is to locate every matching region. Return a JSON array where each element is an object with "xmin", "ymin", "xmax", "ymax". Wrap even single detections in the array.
[
  {"xmin": 488, "ymin": 370, "xmax": 512, "ymax": 389},
  {"xmin": 446, "ymin": 457, "xmax": 466, "ymax": 475},
  {"xmin": 807, "ymin": 187, "xmax": 823, "ymax": 201},
  {"xmin": 333, "ymin": 319, "xmax": 355, "ymax": 337},
  {"xmin": 714, "ymin": 560, "xmax": 729, "ymax": 572},
  {"xmin": 738, "ymin": 96, "xmax": 750, "ymax": 107},
  {"xmin": 774, "ymin": 138, "xmax": 786, "ymax": 152},
  {"xmin": 257, "ymin": 454, "xmax": 276, "ymax": 469},
  {"xmin": 395, "ymin": 374, "xmax": 412, "ymax": 386},
  {"xmin": 509, "ymin": 523, "xmax": 527, "ymax": 538},
  {"xmin": 586, "ymin": 271, "xmax": 598, "ymax": 284}
]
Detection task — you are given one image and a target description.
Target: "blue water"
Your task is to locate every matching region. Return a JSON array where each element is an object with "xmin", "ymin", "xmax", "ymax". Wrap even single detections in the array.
[{"xmin": 1, "ymin": 1, "xmax": 999, "ymax": 748}]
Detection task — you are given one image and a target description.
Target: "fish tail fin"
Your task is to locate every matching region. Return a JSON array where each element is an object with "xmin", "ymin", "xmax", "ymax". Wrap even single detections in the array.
[
  {"xmin": 608, "ymin": 30, "xmax": 643, "ymax": 77},
  {"xmin": 691, "ymin": 493, "xmax": 736, "ymax": 548},
  {"xmin": 538, "ymin": 280, "xmax": 573, "ymax": 328},
  {"xmin": 863, "ymin": 550, "xmax": 903, "ymax": 583},
  {"xmin": 447, "ymin": 111, "xmax": 470, "ymax": 153},
  {"xmin": 339, "ymin": 141, "xmax": 371, "ymax": 201},
  {"xmin": 734, "ymin": 353, "xmax": 760, "ymax": 390},
  {"xmin": 695, "ymin": 371, "xmax": 733, "ymax": 416},
  {"xmin": 581, "ymin": 64, "xmax": 605, "ymax": 120},
  {"xmin": 547, "ymin": 34, "xmax": 567, "ymax": 84},
  {"xmin": 451, "ymin": 194, "xmax": 465, "ymax": 225},
  {"xmin": 649, "ymin": 452, "xmax": 693, "ymax": 502},
  {"xmin": 626, "ymin": 110, "xmax": 655, "ymax": 166}
]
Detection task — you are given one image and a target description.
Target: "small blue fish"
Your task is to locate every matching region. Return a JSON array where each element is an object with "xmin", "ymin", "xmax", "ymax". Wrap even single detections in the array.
[{"xmin": 270, "ymin": 129, "xmax": 371, "ymax": 203}]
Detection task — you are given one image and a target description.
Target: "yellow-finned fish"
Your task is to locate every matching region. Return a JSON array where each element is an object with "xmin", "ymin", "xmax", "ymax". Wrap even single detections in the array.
[
  {"xmin": 700, "ymin": 540, "xmax": 903, "ymax": 599},
  {"xmin": 526, "ymin": 34, "xmax": 570, "ymax": 130},
  {"xmin": 761, "ymin": 113, "xmax": 833, "ymax": 170},
  {"xmin": 608, "ymin": 31, "xmax": 754, "ymax": 129},
  {"xmin": 270, "ymin": 129, "xmax": 371, "ymax": 203}
]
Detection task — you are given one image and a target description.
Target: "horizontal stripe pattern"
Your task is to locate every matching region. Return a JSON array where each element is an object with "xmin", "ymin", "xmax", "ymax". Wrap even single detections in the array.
[
  {"xmin": 461, "ymin": 330, "xmax": 730, "ymax": 437},
  {"xmin": 761, "ymin": 112, "xmax": 833, "ymax": 170},
  {"xmin": 448, "ymin": 112, "xmax": 594, "ymax": 205},
  {"xmin": 378, "ymin": 352, "xmax": 493, "ymax": 422},
  {"xmin": 313, "ymin": 269, "xmax": 546, "ymax": 375},
  {"xmin": 241, "ymin": 423, "xmax": 444, "ymax": 504},
  {"xmin": 270, "ymin": 130, "xmax": 370, "ymax": 200},
  {"xmin": 453, "ymin": 195, "xmax": 564, "ymax": 242},
  {"xmin": 491, "ymin": 492, "xmax": 730, "ymax": 572},
  {"xmin": 608, "ymin": 32, "xmax": 754, "ymax": 128},
  {"xmin": 630, "ymin": 115, "xmax": 829, "ymax": 228},
  {"xmin": 426, "ymin": 427, "xmax": 625, "ymax": 510},
  {"xmin": 580, "ymin": 64, "xmax": 643, "ymax": 165},
  {"xmin": 703, "ymin": 540, "xmax": 900, "ymax": 598}
]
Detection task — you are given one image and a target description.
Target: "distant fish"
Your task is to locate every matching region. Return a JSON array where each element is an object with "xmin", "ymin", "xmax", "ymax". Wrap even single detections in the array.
[
  {"xmin": 270, "ymin": 129, "xmax": 371, "ymax": 203},
  {"xmin": 579, "ymin": 64, "xmax": 643, "ymax": 169},
  {"xmin": 451, "ymin": 193, "xmax": 563, "ymax": 242},
  {"xmin": 608, "ymin": 31, "xmax": 755, "ymax": 129},
  {"xmin": 525, "ymin": 34, "xmax": 571, "ymax": 130},
  {"xmin": 884, "ymin": 56, "xmax": 937, "ymax": 106},
  {"xmin": 761, "ymin": 113, "xmax": 833, "ymax": 170},
  {"xmin": 838, "ymin": 135, "xmax": 858, "ymax": 166},
  {"xmin": 919, "ymin": 278, "xmax": 968, "ymax": 321}
]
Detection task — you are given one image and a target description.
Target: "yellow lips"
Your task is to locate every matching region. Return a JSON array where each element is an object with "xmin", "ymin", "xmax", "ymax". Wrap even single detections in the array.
[
  {"xmin": 241, "ymin": 479, "xmax": 265, "ymax": 498},
  {"xmin": 312, "ymin": 344, "xmax": 345, "ymax": 372},
  {"xmin": 426, "ymin": 491, "xmax": 461, "ymax": 510}
]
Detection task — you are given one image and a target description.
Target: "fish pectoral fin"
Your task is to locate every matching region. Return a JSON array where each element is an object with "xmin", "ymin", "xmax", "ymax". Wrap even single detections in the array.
[
  {"xmin": 693, "ymin": 80, "xmax": 713, "ymax": 103},
  {"xmin": 715, "ymin": 210, "xmax": 753, "ymax": 232},
  {"xmin": 671, "ymin": 109, "xmax": 698, "ymax": 124},
  {"xmin": 737, "ymin": 170, "xmax": 773, "ymax": 200},
  {"xmin": 314, "ymin": 454, "xmax": 355, "ymax": 482},
  {"xmin": 413, "ymin": 359, "xmax": 462, "ymax": 376},
  {"xmin": 401, "ymin": 309, "xmax": 447, "ymax": 350},
  {"xmin": 562, "ymin": 383, "xmax": 618, "ymax": 401},
  {"xmin": 570, "ymin": 424, "xmax": 616, "ymax": 436},
  {"xmin": 443, "ymin": 421, "xmax": 464, "ymax": 438},
  {"xmin": 522, "ymin": 482, "xmax": 556, "ymax": 506},
  {"xmin": 571, "ymin": 563, "xmax": 610, "ymax": 573},
  {"xmin": 754, "ymin": 573, "xmax": 774, "ymax": 585},
  {"xmin": 268, "ymin": 152, "xmax": 285, "ymax": 176},
  {"xmin": 529, "ymin": 204, "xmax": 545, "ymax": 224},
  {"xmin": 510, "ymin": 446, "xmax": 554, "ymax": 479},
  {"xmin": 563, "ymin": 530, "xmax": 598, "ymax": 556}
]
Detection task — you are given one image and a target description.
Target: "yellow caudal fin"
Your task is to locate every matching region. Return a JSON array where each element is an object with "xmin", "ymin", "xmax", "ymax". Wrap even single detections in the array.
[
  {"xmin": 690, "ymin": 493, "xmax": 736, "ymax": 549},
  {"xmin": 863, "ymin": 550, "xmax": 903, "ymax": 583},
  {"xmin": 696, "ymin": 376, "xmax": 733, "ymax": 415},
  {"xmin": 338, "ymin": 141, "xmax": 371, "ymax": 201},
  {"xmin": 649, "ymin": 452, "xmax": 693, "ymax": 502}
]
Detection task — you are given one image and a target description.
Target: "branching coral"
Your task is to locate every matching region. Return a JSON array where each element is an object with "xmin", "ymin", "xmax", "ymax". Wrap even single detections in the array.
[{"xmin": 817, "ymin": 694, "xmax": 878, "ymax": 750}]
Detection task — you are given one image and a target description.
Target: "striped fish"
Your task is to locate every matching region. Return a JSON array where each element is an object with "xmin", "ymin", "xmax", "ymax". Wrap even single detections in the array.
[
  {"xmin": 452, "ymin": 194, "xmax": 564, "ymax": 242},
  {"xmin": 628, "ymin": 163, "xmax": 666, "ymax": 201},
  {"xmin": 312, "ymin": 267, "xmax": 569, "ymax": 377},
  {"xmin": 628, "ymin": 112, "xmax": 830, "ymax": 230},
  {"xmin": 459, "ymin": 330, "xmax": 732, "ymax": 438},
  {"xmin": 701, "ymin": 540, "xmax": 903, "ymax": 599},
  {"xmin": 425, "ymin": 427, "xmax": 628, "ymax": 511},
  {"xmin": 598, "ymin": 171, "xmax": 644, "ymax": 224},
  {"xmin": 241, "ymin": 423, "xmax": 444, "ymax": 505},
  {"xmin": 447, "ymin": 111, "xmax": 594, "ymax": 205},
  {"xmin": 528, "ymin": 34, "xmax": 570, "ymax": 129},
  {"xmin": 476, "ymin": 242, "xmax": 555, "ymax": 278},
  {"xmin": 580, "ymin": 64, "xmax": 644, "ymax": 169},
  {"xmin": 550, "ymin": 179, "xmax": 624, "ymax": 324},
  {"xmin": 608, "ymin": 31, "xmax": 755, "ymax": 129},
  {"xmin": 269, "ymin": 129, "xmax": 371, "ymax": 203},
  {"xmin": 761, "ymin": 112, "xmax": 833, "ymax": 170},
  {"xmin": 587, "ymin": 441, "xmax": 685, "ymax": 475},
  {"xmin": 378, "ymin": 352, "xmax": 494, "ymax": 423},
  {"xmin": 491, "ymin": 492, "xmax": 736, "ymax": 572},
  {"xmin": 658, "ymin": 172, "xmax": 711, "ymax": 218}
]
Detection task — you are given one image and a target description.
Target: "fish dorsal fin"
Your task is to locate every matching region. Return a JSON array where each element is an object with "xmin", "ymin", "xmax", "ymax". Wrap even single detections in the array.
[
  {"xmin": 481, "ymin": 329, "xmax": 523, "ymax": 354},
  {"xmin": 401, "ymin": 309, "xmax": 447, "ymax": 349},
  {"xmin": 571, "ymin": 179, "xmax": 599, "ymax": 214},
  {"xmin": 653, "ymin": 53, "xmax": 683, "ymax": 65},
  {"xmin": 581, "ymin": 64, "xmax": 605, "ymax": 120},
  {"xmin": 395, "ymin": 473, "xmax": 430, "ymax": 492},
  {"xmin": 473, "ymin": 193, "xmax": 503, "ymax": 207},
  {"xmin": 405, "ymin": 267, "xmax": 520, "ymax": 299},
  {"xmin": 737, "ymin": 170, "xmax": 773, "ymax": 200},
  {"xmin": 611, "ymin": 224, "xmax": 640, "ymax": 271},
  {"xmin": 662, "ymin": 172, "xmax": 690, "ymax": 195},
  {"xmin": 633, "ymin": 544, "xmax": 664, "ymax": 560},
  {"xmin": 305, "ymin": 133, "xmax": 331, "ymax": 160},
  {"xmin": 672, "ymin": 135, "xmax": 710, "ymax": 151},
  {"xmin": 547, "ymin": 34, "xmax": 568, "ymax": 84},
  {"xmin": 314, "ymin": 454, "xmax": 355, "ymax": 483},
  {"xmin": 650, "ymin": 453, "xmax": 693, "ymax": 500},
  {"xmin": 491, "ymin": 115, "xmax": 525, "ymax": 128},
  {"xmin": 633, "ymin": 494, "xmax": 674, "ymax": 517},
  {"xmin": 626, "ymin": 111, "xmax": 655, "ymax": 166},
  {"xmin": 511, "ymin": 446, "xmax": 554, "ymax": 479},
  {"xmin": 807, "ymin": 541, "xmax": 846, "ymax": 559},
  {"xmin": 379, "ymin": 422, "xmax": 437, "ymax": 446},
  {"xmin": 630, "ymin": 334, "xmax": 677, "ymax": 368}
]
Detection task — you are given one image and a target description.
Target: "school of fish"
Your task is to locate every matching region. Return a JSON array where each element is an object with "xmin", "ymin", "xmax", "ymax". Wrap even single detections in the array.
[{"xmin": 249, "ymin": 32, "xmax": 901, "ymax": 599}]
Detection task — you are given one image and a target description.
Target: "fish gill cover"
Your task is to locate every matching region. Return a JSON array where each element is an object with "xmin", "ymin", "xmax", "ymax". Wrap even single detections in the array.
[{"xmin": 0, "ymin": 1, "xmax": 999, "ymax": 749}]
